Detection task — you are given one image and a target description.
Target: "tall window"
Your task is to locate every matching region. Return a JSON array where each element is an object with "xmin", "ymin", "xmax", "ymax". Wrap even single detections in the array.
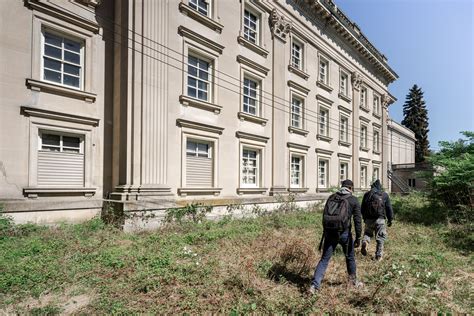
[
  {"xmin": 340, "ymin": 72, "xmax": 348, "ymax": 96},
  {"xmin": 186, "ymin": 139, "xmax": 213, "ymax": 187},
  {"xmin": 340, "ymin": 162, "xmax": 348, "ymax": 183},
  {"xmin": 187, "ymin": 55, "xmax": 210, "ymax": 101},
  {"xmin": 291, "ymin": 97, "xmax": 303, "ymax": 129},
  {"xmin": 243, "ymin": 77, "xmax": 259, "ymax": 116},
  {"xmin": 319, "ymin": 109, "xmax": 329, "ymax": 136},
  {"xmin": 373, "ymin": 130, "xmax": 380, "ymax": 152},
  {"xmin": 290, "ymin": 155, "xmax": 303, "ymax": 188},
  {"xmin": 340, "ymin": 116, "xmax": 349, "ymax": 142},
  {"xmin": 38, "ymin": 132, "xmax": 84, "ymax": 187},
  {"xmin": 318, "ymin": 58, "xmax": 329, "ymax": 84},
  {"xmin": 373, "ymin": 94, "xmax": 380, "ymax": 115},
  {"xmin": 242, "ymin": 148, "xmax": 259, "ymax": 187},
  {"xmin": 189, "ymin": 0, "xmax": 209, "ymax": 16},
  {"xmin": 360, "ymin": 87, "xmax": 367, "ymax": 108},
  {"xmin": 42, "ymin": 31, "xmax": 83, "ymax": 89},
  {"xmin": 318, "ymin": 159, "xmax": 328, "ymax": 188},
  {"xmin": 360, "ymin": 125, "xmax": 368, "ymax": 148},
  {"xmin": 373, "ymin": 167, "xmax": 380, "ymax": 182},
  {"xmin": 360, "ymin": 165, "xmax": 367, "ymax": 189},
  {"xmin": 244, "ymin": 9, "xmax": 258, "ymax": 44},
  {"xmin": 291, "ymin": 42, "xmax": 302, "ymax": 69}
]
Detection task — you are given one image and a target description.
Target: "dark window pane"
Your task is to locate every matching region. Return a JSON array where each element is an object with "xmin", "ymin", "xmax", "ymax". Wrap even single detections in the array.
[
  {"xmin": 63, "ymin": 136, "xmax": 80, "ymax": 148},
  {"xmin": 197, "ymin": 90, "xmax": 207, "ymax": 100},
  {"xmin": 187, "ymin": 87, "xmax": 197, "ymax": 98},
  {"xmin": 198, "ymin": 80, "xmax": 207, "ymax": 90},
  {"xmin": 64, "ymin": 38, "xmax": 81, "ymax": 53},
  {"xmin": 44, "ymin": 33, "xmax": 62, "ymax": 47},
  {"xmin": 64, "ymin": 64, "xmax": 80, "ymax": 76},
  {"xmin": 43, "ymin": 57, "xmax": 61, "ymax": 71},
  {"xmin": 42, "ymin": 134, "xmax": 60, "ymax": 146},
  {"xmin": 64, "ymin": 75, "xmax": 80, "ymax": 87},
  {"xmin": 44, "ymin": 69, "xmax": 61, "ymax": 83},
  {"xmin": 64, "ymin": 51, "xmax": 80, "ymax": 64},
  {"xmin": 188, "ymin": 77, "xmax": 197, "ymax": 88},
  {"xmin": 44, "ymin": 45, "xmax": 61, "ymax": 59}
]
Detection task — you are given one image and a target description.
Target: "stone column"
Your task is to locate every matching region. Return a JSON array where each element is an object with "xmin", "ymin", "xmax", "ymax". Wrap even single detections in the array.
[
  {"xmin": 269, "ymin": 9, "xmax": 291, "ymax": 195},
  {"xmin": 351, "ymin": 72, "xmax": 362, "ymax": 189},
  {"xmin": 111, "ymin": 0, "xmax": 171, "ymax": 201}
]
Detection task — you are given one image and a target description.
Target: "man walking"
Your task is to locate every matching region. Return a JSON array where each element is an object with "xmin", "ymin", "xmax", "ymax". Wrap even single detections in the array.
[
  {"xmin": 309, "ymin": 179, "xmax": 363, "ymax": 293},
  {"xmin": 360, "ymin": 179, "xmax": 393, "ymax": 261}
]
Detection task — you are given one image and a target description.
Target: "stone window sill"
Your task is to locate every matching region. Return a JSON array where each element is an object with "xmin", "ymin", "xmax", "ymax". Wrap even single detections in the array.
[
  {"xmin": 316, "ymin": 81, "xmax": 333, "ymax": 93},
  {"xmin": 288, "ymin": 65, "xmax": 309, "ymax": 80},
  {"xmin": 317, "ymin": 134, "xmax": 333, "ymax": 142},
  {"xmin": 316, "ymin": 188, "xmax": 330, "ymax": 193},
  {"xmin": 178, "ymin": 3, "xmax": 223, "ymax": 33},
  {"xmin": 178, "ymin": 187, "xmax": 222, "ymax": 197},
  {"xmin": 373, "ymin": 150, "xmax": 381, "ymax": 155},
  {"xmin": 238, "ymin": 111, "xmax": 267, "ymax": 126},
  {"xmin": 338, "ymin": 93, "xmax": 351, "ymax": 103},
  {"xmin": 288, "ymin": 187, "xmax": 308, "ymax": 193},
  {"xmin": 237, "ymin": 187, "xmax": 268, "ymax": 195},
  {"xmin": 26, "ymin": 78, "xmax": 96, "ymax": 103},
  {"xmin": 372, "ymin": 113, "xmax": 382, "ymax": 119},
  {"xmin": 360, "ymin": 147, "xmax": 370, "ymax": 152},
  {"xmin": 338, "ymin": 140, "xmax": 351, "ymax": 147},
  {"xmin": 288, "ymin": 126, "xmax": 309, "ymax": 136},
  {"xmin": 359, "ymin": 105, "xmax": 370, "ymax": 113},
  {"xmin": 237, "ymin": 36, "xmax": 269, "ymax": 57},
  {"xmin": 24, "ymin": 187, "xmax": 96, "ymax": 198},
  {"xmin": 179, "ymin": 95, "xmax": 222, "ymax": 114}
]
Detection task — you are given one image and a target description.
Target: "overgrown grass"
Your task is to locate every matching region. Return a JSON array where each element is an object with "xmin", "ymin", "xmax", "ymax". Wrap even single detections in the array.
[{"xmin": 0, "ymin": 198, "xmax": 472, "ymax": 314}]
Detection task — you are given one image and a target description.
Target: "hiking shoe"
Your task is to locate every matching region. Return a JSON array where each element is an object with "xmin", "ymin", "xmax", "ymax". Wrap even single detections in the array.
[
  {"xmin": 354, "ymin": 280, "xmax": 364, "ymax": 288},
  {"xmin": 308, "ymin": 285, "xmax": 319, "ymax": 295},
  {"xmin": 374, "ymin": 255, "xmax": 383, "ymax": 262},
  {"xmin": 361, "ymin": 241, "xmax": 367, "ymax": 256}
]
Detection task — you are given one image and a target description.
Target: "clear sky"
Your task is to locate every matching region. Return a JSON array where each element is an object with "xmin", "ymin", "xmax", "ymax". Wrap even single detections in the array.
[{"xmin": 336, "ymin": 0, "xmax": 474, "ymax": 150}]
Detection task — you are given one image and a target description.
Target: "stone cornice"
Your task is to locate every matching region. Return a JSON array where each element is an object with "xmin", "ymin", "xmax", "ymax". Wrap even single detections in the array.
[
  {"xmin": 177, "ymin": 119, "xmax": 224, "ymax": 135},
  {"xmin": 316, "ymin": 94, "xmax": 333, "ymax": 106},
  {"xmin": 287, "ymin": 142, "xmax": 310, "ymax": 151},
  {"xmin": 288, "ymin": 80, "xmax": 310, "ymax": 95},
  {"xmin": 338, "ymin": 153, "xmax": 352, "ymax": 159},
  {"xmin": 236, "ymin": 131, "xmax": 269, "ymax": 143},
  {"xmin": 359, "ymin": 157, "xmax": 371, "ymax": 163},
  {"xmin": 237, "ymin": 55, "xmax": 269, "ymax": 75},
  {"xmin": 178, "ymin": 26, "xmax": 224, "ymax": 54},
  {"xmin": 21, "ymin": 106, "xmax": 100, "ymax": 126},
  {"xmin": 178, "ymin": 2, "xmax": 224, "ymax": 33},
  {"xmin": 315, "ymin": 148, "xmax": 334, "ymax": 156},
  {"xmin": 26, "ymin": 78, "xmax": 96, "ymax": 103}
]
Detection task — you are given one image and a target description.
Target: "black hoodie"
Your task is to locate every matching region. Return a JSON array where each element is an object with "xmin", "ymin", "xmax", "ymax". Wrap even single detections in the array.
[{"xmin": 361, "ymin": 180, "xmax": 394, "ymax": 221}]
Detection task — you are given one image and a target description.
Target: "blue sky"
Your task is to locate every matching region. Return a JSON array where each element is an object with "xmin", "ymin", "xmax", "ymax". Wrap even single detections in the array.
[{"xmin": 336, "ymin": 0, "xmax": 474, "ymax": 150}]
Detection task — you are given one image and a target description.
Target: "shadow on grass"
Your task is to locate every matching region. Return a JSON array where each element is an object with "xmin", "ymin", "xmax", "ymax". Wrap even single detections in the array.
[{"xmin": 268, "ymin": 263, "xmax": 312, "ymax": 293}]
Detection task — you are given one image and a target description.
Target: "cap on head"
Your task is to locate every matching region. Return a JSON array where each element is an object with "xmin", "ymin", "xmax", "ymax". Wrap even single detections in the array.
[{"xmin": 341, "ymin": 179, "xmax": 354, "ymax": 189}]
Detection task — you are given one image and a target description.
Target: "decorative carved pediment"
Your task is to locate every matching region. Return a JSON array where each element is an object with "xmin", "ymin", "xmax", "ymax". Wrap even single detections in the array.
[
  {"xmin": 351, "ymin": 71, "xmax": 362, "ymax": 90},
  {"xmin": 382, "ymin": 94, "xmax": 391, "ymax": 107},
  {"xmin": 269, "ymin": 9, "xmax": 292, "ymax": 41}
]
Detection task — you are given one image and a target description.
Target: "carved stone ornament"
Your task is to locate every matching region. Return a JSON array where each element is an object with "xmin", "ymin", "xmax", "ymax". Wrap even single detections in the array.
[
  {"xmin": 382, "ymin": 94, "xmax": 391, "ymax": 107},
  {"xmin": 351, "ymin": 71, "xmax": 362, "ymax": 90},
  {"xmin": 269, "ymin": 9, "xmax": 292, "ymax": 41}
]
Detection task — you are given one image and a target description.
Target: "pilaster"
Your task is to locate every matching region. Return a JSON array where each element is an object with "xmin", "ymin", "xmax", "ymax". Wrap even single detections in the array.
[{"xmin": 351, "ymin": 72, "xmax": 362, "ymax": 188}]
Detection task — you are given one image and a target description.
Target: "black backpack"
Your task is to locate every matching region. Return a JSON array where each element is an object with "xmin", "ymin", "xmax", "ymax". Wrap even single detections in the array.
[
  {"xmin": 322, "ymin": 194, "xmax": 351, "ymax": 232},
  {"xmin": 367, "ymin": 190, "xmax": 385, "ymax": 218}
]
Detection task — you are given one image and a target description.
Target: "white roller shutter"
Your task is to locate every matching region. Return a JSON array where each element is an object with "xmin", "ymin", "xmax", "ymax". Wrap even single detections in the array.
[
  {"xmin": 38, "ymin": 151, "xmax": 84, "ymax": 187},
  {"xmin": 186, "ymin": 156, "xmax": 213, "ymax": 187}
]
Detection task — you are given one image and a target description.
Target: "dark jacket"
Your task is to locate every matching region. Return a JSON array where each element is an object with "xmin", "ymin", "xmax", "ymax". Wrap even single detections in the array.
[
  {"xmin": 361, "ymin": 180, "xmax": 394, "ymax": 222},
  {"xmin": 324, "ymin": 187, "xmax": 362, "ymax": 239}
]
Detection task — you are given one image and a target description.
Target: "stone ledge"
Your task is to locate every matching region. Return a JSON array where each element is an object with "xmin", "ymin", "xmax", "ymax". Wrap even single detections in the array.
[
  {"xmin": 316, "ymin": 80, "xmax": 333, "ymax": 93},
  {"xmin": 178, "ymin": 2, "xmax": 224, "ymax": 33},
  {"xmin": 237, "ymin": 36, "xmax": 269, "ymax": 57},
  {"xmin": 288, "ymin": 126, "xmax": 309, "ymax": 136},
  {"xmin": 338, "ymin": 92, "xmax": 352, "ymax": 103},
  {"xmin": 238, "ymin": 111, "xmax": 268, "ymax": 126},
  {"xmin": 237, "ymin": 188, "xmax": 268, "ymax": 195},
  {"xmin": 23, "ymin": 187, "xmax": 96, "ymax": 199},
  {"xmin": 179, "ymin": 95, "xmax": 222, "ymax": 114},
  {"xmin": 178, "ymin": 188, "xmax": 222, "ymax": 197},
  {"xmin": 317, "ymin": 134, "xmax": 333, "ymax": 142},
  {"xmin": 26, "ymin": 78, "xmax": 96, "ymax": 103},
  {"xmin": 288, "ymin": 64, "xmax": 310, "ymax": 80},
  {"xmin": 338, "ymin": 140, "xmax": 351, "ymax": 147},
  {"xmin": 288, "ymin": 187, "xmax": 309, "ymax": 193}
]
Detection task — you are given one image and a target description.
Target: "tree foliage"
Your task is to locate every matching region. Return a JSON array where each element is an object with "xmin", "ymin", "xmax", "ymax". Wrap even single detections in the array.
[
  {"xmin": 402, "ymin": 84, "xmax": 430, "ymax": 162},
  {"xmin": 427, "ymin": 131, "xmax": 474, "ymax": 220}
]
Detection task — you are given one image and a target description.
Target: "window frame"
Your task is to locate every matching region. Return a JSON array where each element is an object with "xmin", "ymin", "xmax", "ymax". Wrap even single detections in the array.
[
  {"xmin": 360, "ymin": 124, "xmax": 368, "ymax": 149},
  {"xmin": 339, "ymin": 70, "xmax": 349, "ymax": 97},
  {"xmin": 241, "ymin": 147, "xmax": 261, "ymax": 188},
  {"xmin": 40, "ymin": 28, "xmax": 85, "ymax": 90},
  {"xmin": 360, "ymin": 165, "xmax": 368, "ymax": 189},
  {"xmin": 318, "ymin": 106, "xmax": 330, "ymax": 137},
  {"xmin": 318, "ymin": 55, "xmax": 330, "ymax": 85},
  {"xmin": 291, "ymin": 38, "xmax": 304, "ymax": 70},
  {"xmin": 188, "ymin": 0, "xmax": 210, "ymax": 17},
  {"xmin": 243, "ymin": 6, "xmax": 260, "ymax": 45},
  {"xmin": 290, "ymin": 95, "xmax": 304, "ymax": 129},
  {"xmin": 339, "ymin": 114, "xmax": 349, "ymax": 142},
  {"xmin": 318, "ymin": 158, "xmax": 329, "ymax": 189},
  {"xmin": 242, "ymin": 74, "xmax": 262, "ymax": 117},
  {"xmin": 339, "ymin": 161, "xmax": 349, "ymax": 184},
  {"xmin": 373, "ymin": 128, "xmax": 380, "ymax": 152},
  {"xmin": 38, "ymin": 130, "xmax": 84, "ymax": 154},
  {"xmin": 186, "ymin": 52, "xmax": 213, "ymax": 102},
  {"xmin": 373, "ymin": 93, "xmax": 381, "ymax": 115},
  {"xmin": 373, "ymin": 166, "xmax": 380, "ymax": 182},
  {"xmin": 360, "ymin": 86, "xmax": 368, "ymax": 109},
  {"xmin": 290, "ymin": 154, "xmax": 305, "ymax": 188}
]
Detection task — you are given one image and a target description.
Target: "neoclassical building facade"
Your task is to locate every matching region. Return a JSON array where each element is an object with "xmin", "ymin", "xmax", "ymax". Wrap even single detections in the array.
[{"xmin": 0, "ymin": 0, "xmax": 414, "ymax": 223}]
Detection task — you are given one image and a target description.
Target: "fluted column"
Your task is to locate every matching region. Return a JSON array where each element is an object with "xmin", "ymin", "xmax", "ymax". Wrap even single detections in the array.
[{"xmin": 351, "ymin": 72, "xmax": 362, "ymax": 189}]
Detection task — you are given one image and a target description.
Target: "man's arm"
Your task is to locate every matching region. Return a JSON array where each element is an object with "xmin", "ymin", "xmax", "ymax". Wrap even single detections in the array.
[
  {"xmin": 360, "ymin": 192, "xmax": 368, "ymax": 220},
  {"xmin": 384, "ymin": 193, "xmax": 394, "ymax": 223},
  {"xmin": 352, "ymin": 197, "xmax": 362, "ymax": 240}
]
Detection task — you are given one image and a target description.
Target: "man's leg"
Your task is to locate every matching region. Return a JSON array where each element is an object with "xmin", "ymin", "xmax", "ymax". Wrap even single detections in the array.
[
  {"xmin": 375, "ymin": 219, "xmax": 387, "ymax": 260},
  {"xmin": 361, "ymin": 220, "xmax": 375, "ymax": 256},
  {"xmin": 311, "ymin": 236, "xmax": 337, "ymax": 289},
  {"xmin": 340, "ymin": 232, "xmax": 356, "ymax": 277}
]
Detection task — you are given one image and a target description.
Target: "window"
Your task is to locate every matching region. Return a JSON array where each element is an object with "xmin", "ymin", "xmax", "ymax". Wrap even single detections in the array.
[
  {"xmin": 340, "ymin": 72, "xmax": 348, "ymax": 96},
  {"xmin": 373, "ymin": 167, "xmax": 380, "ymax": 181},
  {"xmin": 318, "ymin": 159, "xmax": 329, "ymax": 188},
  {"xmin": 189, "ymin": 0, "xmax": 209, "ymax": 16},
  {"xmin": 291, "ymin": 97, "xmax": 303, "ymax": 129},
  {"xmin": 360, "ymin": 87, "xmax": 367, "ymax": 108},
  {"xmin": 241, "ymin": 148, "xmax": 260, "ymax": 187},
  {"xmin": 340, "ymin": 116, "xmax": 349, "ymax": 142},
  {"xmin": 186, "ymin": 139, "xmax": 213, "ymax": 187},
  {"xmin": 291, "ymin": 41, "xmax": 302, "ymax": 69},
  {"xmin": 244, "ymin": 9, "xmax": 258, "ymax": 44},
  {"xmin": 408, "ymin": 178, "xmax": 416, "ymax": 187},
  {"xmin": 38, "ymin": 131, "xmax": 84, "ymax": 187},
  {"xmin": 42, "ymin": 31, "xmax": 83, "ymax": 89},
  {"xmin": 319, "ymin": 108, "xmax": 329, "ymax": 136},
  {"xmin": 373, "ymin": 94, "xmax": 380, "ymax": 115},
  {"xmin": 243, "ymin": 77, "xmax": 260, "ymax": 116},
  {"xmin": 360, "ymin": 165, "xmax": 368, "ymax": 189},
  {"xmin": 340, "ymin": 162, "xmax": 348, "ymax": 183},
  {"xmin": 373, "ymin": 130, "xmax": 380, "ymax": 152},
  {"xmin": 318, "ymin": 58, "xmax": 329, "ymax": 84},
  {"xmin": 187, "ymin": 55, "xmax": 211, "ymax": 101},
  {"xmin": 290, "ymin": 155, "xmax": 303, "ymax": 188},
  {"xmin": 360, "ymin": 125, "xmax": 368, "ymax": 148}
]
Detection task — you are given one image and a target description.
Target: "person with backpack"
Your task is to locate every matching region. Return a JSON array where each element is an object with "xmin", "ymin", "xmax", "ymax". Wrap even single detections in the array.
[
  {"xmin": 360, "ymin": 179, "xmax": 393, "ymax": 261},
  {"xmin": 309, "ymin": 179, "xmax": 363, "ymax": 293}
]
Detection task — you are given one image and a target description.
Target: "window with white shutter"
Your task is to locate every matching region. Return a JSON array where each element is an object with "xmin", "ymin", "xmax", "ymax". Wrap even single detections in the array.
[{"xmin": 186, "ymin": 139, "xmax": 213, "ymax": 187}]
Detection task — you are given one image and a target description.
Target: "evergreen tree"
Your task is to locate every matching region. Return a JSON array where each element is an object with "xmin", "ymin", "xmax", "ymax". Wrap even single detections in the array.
[{"xmin": 401, "ymin": 84, "xmax": 430, "ymax": 162}]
